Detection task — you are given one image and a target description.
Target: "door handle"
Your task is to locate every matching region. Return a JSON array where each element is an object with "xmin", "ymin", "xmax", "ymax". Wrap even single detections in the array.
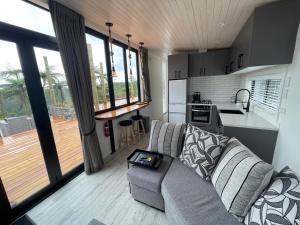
[{"xmin": 238, "ymin": 54, "xmax": 244, "ymax": 68}]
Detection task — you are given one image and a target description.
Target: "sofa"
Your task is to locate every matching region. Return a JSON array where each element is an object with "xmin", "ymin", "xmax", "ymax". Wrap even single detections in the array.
[{"xmin": 127, "ymin": 120, "xmax": 300, "ymax": 225}]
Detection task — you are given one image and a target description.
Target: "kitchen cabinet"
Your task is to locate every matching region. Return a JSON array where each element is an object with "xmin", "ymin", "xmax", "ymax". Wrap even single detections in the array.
[
  {"xmin": 168, "ymin": 54, "xmax": 188, "ymax": 79},
  {"xmin": 223, "ymin": 126, "xmax": 278, "ymax": 164},
  {"xmin": 188, "ymin": 53, "xmax": 205, "ymax": 77},
  {"xmin": 189, "ymin": 49, "xmax": 230, "ymax": 76},
  {"xmin": 230, "ymin": 0, "xmax": 300, "ymax": 73}
]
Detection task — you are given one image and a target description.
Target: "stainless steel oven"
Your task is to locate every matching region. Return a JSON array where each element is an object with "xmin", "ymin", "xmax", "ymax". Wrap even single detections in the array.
[{"xmin": 187, "ymin": 104, "xmax": 212, "ymax": 125}]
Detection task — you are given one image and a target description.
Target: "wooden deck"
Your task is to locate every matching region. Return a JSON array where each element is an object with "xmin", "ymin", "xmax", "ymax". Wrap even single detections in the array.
[{"xmin": 0, "ymin": 119, "xmax": 83, "ymax": 205}]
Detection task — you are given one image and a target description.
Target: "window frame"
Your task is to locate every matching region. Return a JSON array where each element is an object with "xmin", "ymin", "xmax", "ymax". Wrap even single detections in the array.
[{"xmin": 86, "ymin": 27, "xmax": 141, "ymax": 114}]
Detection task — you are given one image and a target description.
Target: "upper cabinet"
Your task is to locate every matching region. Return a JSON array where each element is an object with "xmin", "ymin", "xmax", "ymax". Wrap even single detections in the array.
[
  {"xmin": 168, "ymin": 54, "xmax": 188, "ymax": 79},
  {"xmin": 229, "ymin": 0, "xmax": 300, "ymax": 73},
  {"xmin": 168, "ymin": 0, "xmax": 300, "ymax": 78},
  {"xmin": 189, "ymin": 49, "xmax": 230, "ymax": 76}
]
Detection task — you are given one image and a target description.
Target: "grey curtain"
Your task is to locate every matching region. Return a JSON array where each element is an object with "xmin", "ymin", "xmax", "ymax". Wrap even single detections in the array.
[
  {"xmin": 140, "ymin": 47, "xmax": 152, "ymax": 102},
  {"xmin": 49, "ymin": 1, "xmax": 103, "ymax": 174}
]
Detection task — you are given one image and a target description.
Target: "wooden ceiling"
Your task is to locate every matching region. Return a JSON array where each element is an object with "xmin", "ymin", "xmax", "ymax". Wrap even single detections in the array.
[{"xmin": 34, "ymin": 0, "xmax": 276, "ymax": 53}]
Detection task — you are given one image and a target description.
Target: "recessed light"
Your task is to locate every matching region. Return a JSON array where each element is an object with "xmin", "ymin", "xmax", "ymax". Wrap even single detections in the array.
[{"xmin": 218, "ymin": 22, "xmax": 225, "ymax": 27}]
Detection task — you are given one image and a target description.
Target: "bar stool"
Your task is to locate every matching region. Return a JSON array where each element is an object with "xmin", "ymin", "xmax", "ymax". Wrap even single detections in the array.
[
  {"xmin": 131, "ymin": 115, "xmax": 146, "ymax": 141},
  {"xmin": 119, "ymin": 120, "xmax": 135, "ymax": 150}
]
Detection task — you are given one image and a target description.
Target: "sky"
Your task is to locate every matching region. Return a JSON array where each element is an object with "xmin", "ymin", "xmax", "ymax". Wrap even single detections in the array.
[{"xmin": 0, "ymin": 0, "xmax": 137, "ymax": 83}]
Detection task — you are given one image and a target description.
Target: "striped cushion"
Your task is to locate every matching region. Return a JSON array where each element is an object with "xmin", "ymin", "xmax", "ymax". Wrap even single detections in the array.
[
  {"xmin": 211, "ymin": 137, "xmax": 274, "ymax": 219},
  {"xmin": 148, "ymin": 120, "xmax": 186, "ymax": 157}
]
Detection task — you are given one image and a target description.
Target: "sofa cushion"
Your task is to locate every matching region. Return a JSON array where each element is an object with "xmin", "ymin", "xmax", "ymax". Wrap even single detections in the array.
[
  {"xmin": 148, "ymin": 120, "xmax": 186, "ymax": 157},
  {"xmin": 127, "ymin": 155, "xmax": 172, "ymax": 193},
  {"xmin": 244, "ymin": 166, "xmax": 300, "ymax": 225},
  {"xmin": 179, "ymin": 124, "xmax": 229, "ymax": 181},
  {"xmin": 161, "ymin": 159, "xmax": 242, "ymax": 225},
  {"xmin": 211, "ymin": 138, "xmax": 274, "ymax": 219}
]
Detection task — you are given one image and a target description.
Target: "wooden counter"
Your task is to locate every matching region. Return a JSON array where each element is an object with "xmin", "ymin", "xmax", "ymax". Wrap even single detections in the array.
[{"xmin": 95, "ymin": 103, "xmax": 149, "ymax": 120}]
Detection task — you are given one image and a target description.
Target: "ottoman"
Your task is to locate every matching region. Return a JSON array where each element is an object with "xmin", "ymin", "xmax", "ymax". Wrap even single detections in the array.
[{"xmin": 127, "ymin": 155, "xmax": 173, "ymax": 211}]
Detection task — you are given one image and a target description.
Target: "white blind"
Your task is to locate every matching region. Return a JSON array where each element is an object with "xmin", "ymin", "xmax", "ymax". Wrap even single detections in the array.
[{"xmin": 250, "ymin": 78, "xmax": 281, "ymax": 111}]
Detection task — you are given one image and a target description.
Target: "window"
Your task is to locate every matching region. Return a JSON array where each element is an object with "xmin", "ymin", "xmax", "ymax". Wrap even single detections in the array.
[
  {"xmin": 250, "ymin": 78, "xmax": 282, "ymax": 111},
  {"xmin": 85, "ymin": 29, "xmax": 141, "ymax": 112},
  {"xmin": 34, "ymin": 47, "xmax": 83, "ymax": 175},
  {"xmin": 86, "ymin": 33, "xmax": 111, "ymax": 111},
  {"xmin": 0, "ymin": 40, "xmax": 50, "ymax": 205},
  {"xmin": 0, "ymin": 0, "xmax": 55, "ymax": 36},
  {"xmin": 112, "ymin": 44, "xmax": 127, "ymax": 107},
  {"xmin": 126, "ymin": 50, "xmax": 139, "ymax": 103}
]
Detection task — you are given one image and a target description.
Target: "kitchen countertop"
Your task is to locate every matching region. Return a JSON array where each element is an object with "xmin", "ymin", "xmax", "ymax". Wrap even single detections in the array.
[{"xmin": 214, "ymin": 102, "xmax": 278, "ymax": 131}]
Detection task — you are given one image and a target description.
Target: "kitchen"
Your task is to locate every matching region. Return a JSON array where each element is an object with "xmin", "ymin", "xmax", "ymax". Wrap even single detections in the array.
[{"xmin": 167, "ymin": 0, "xmax": 299, "ymax": 164}]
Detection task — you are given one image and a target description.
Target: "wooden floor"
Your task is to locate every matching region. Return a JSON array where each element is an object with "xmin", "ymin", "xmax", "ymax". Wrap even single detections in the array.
[
  {"xmin": 28, "ymin": 136, "xmax": 169, "ymax": 225},
  {"xmin": 0, "ymin": 119, "xmax": 83, "ymax": 205}
]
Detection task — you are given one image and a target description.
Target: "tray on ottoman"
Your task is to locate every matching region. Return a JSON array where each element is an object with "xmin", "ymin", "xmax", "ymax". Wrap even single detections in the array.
[{"xmin": 127, "ymin": 149, "xmax": 163, "ymax": 169}]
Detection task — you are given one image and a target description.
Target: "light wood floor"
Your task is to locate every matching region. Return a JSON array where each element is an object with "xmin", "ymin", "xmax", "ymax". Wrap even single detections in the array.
[
  {"xmin": 28, "ymin": 136, "xmax": 169, "ymax": 225},
  {"xmin": 0, "ymin": 119, "xmax": 83, "ymax": 205}
]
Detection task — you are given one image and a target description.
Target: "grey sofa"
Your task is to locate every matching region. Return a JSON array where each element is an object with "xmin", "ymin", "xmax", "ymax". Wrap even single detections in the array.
[{"xmin": 127, "ymin": 153, "xmax": 243, "ymax": 225}]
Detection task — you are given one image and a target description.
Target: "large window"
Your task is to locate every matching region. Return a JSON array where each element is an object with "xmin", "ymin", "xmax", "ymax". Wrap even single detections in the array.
[
  {"xmin": 0, "ymin": 40, "xmax": 50, "ymax": 206},
  {"xmin": 250, "ymin": 78, "xmax": 282, "ymax": 111},
  {"xmin": 86, "ymin": 33, "xmax": 111, "ymax": 111},
  {"xmin": 0, "ymin": 0, "xmax": 55, "ymax": 36},
  {"xmin": 85, "ymin": 32, "xmax": 140, "ymax": 111},
  {"xmin": 34, "ymin": 47, "xmax": 83, "ymax": 175},
  {"xmin": 112, "ymin": 44, "xmax": 127, "ymax": 107}
]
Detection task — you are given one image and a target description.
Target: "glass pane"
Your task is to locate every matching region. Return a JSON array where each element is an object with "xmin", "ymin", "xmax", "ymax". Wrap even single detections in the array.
[
  {"xmin": 0, "ymin": 0, "xmax": 55, "ymax": 36},
  {"xmin": 0, "ymin": 40, "xmax": 49, "ymax": 206},
  {"xmin": 126, "ymin": 50, "xmax": 139, "ymax": 102},
  {"xmin": 112, "ymin": 44, "xmax": 127, "ymax": 106},
  {"xmin": 34, "ymin": 47, "xmax": 83, "ymax": 175},
  {"xmin": 86, "ymin": 34, "xmax": 111, "ymax": 111}
]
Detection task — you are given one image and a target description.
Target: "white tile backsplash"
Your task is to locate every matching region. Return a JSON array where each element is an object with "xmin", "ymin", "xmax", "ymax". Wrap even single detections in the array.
[{"xmin": 189, "ymin": 74, "xmax": 243, "ymax": 102}]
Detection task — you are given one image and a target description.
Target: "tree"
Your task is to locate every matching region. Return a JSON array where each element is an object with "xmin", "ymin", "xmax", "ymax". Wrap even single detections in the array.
[
  {"xmin": 94, "ymin": 62, "xmax": 108, "ymax": 106},
  {"xmin": 87, "ymin": 44, "xmax": 101, "ymax": 111},
  {"xmin": 43, "ymin": 56, "xmax": 57, "ymax": 107},
  {"xmin": 0, "ymin": 67, "xmax": 30, "ymax": 116},
  {"xmin": 39, "ymin": 57, "xmax": 66, "ymax": 107}
]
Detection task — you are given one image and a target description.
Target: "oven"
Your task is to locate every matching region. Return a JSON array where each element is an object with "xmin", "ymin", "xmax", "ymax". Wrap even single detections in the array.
[{"xmin": 187, "ymin": 104, "xmax": 212, "ymax": 125}]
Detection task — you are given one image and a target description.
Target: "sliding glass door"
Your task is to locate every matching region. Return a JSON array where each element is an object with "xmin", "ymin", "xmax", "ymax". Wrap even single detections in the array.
[
  {"xmin": 33, "ymin": 47, "xmax": 83, "ymax": 175},
  {"xmin": 0, "ymin": 40, "xmax": 50, "ymax": 206},
  {"xmin": 0, "ymin": 39, "xmax": 83, "ymax": 209}
]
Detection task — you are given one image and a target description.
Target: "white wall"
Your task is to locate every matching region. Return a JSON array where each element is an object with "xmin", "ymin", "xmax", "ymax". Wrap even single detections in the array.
[
  {"xmin": 272, "ymin": 26, "xmax": 300, "ymax": 174},
  {"xmin": 148, "ymin": 50, "xmax": 168, "ymax": 120}
]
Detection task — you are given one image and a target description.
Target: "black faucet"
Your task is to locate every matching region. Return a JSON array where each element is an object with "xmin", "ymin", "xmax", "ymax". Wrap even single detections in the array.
[{"xmin": 235, "ymin": 89, "xmax": 251, "ymax": 112}]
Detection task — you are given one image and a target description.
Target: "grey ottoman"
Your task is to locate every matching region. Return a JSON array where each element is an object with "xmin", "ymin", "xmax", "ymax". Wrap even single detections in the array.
[{"xmin": 127, "ymin": 155, "xmax": 173, "ymax": 211}]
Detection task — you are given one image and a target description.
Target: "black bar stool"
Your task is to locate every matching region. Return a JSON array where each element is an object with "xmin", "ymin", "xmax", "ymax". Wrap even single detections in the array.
[{"xmin": 119, "ymin": 120, "xmax": 134, "ymax": 150}]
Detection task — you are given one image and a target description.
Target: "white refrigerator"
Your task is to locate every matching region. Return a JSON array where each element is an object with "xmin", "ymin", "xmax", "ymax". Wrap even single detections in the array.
[{"xmin": 168, "ymin": 79, "xmax": 187, "ymax": 123}]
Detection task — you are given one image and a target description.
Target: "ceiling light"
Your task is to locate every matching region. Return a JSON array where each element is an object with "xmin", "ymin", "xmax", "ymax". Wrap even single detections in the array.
[
  {"xmin": 106, "ymin": 22, "xmax": 117, "ymax": 78},
  {"xmin": 218, "ymin": 22, "xmax": 225, "ymax": 27}
]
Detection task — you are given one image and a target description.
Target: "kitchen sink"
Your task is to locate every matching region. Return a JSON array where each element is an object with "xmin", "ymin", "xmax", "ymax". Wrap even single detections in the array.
[{"xmin": 219, "ymin": 109, "xmax": 244, "ymax": 115}]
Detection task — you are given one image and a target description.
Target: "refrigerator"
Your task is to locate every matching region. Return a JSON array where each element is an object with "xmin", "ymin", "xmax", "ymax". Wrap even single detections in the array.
[{"xmin": 168, "ymin": 79, "xmax": 187, "ymax": 123}]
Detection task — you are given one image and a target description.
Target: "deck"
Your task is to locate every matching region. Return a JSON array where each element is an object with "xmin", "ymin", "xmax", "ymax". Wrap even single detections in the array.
[{"xmin": 0, "ymin": 119, "xmax": 83, "ymax": 206}]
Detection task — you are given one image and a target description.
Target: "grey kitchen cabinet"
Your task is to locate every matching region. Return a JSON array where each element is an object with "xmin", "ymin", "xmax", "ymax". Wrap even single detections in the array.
[
  {"xmin": 207, "ymin": 49, "xmax": 230, "ymax": 76},
  {"xmin": 223, "ymin": 126, "xmax": 278, "ymax": 164},
  {"xmin": 168, "ymin": 54, "xmax": 188, "ymax": 79},
  {"xmin": 188, "ymin": 53, "xmax": 205, "ymax": 77},
  {"xmin": 189, "ymin": 49, "xmax": 230, "ymax": 76},
  {"xmin": 230, "ymin": 0, "xmax": 300, "ymax": 73}
]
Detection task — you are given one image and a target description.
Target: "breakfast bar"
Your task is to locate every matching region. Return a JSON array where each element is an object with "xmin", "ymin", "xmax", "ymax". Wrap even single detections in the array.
[{"xmin": 95, "ymin": 103, "xmax": 149, "ymax": 154}]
